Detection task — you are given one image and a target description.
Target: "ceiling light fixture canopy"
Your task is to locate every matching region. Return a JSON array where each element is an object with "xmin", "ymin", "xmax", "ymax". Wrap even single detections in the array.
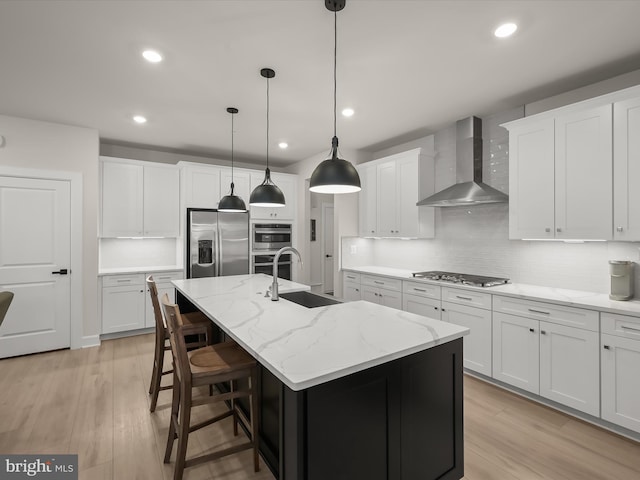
[
  {"xmin": 218, "ymin": 107, "xmax": 247, "ymax": 212},
  {"xmin": 250, "ymin": 68, "xmax": 285, "ymax": 207},
  {"xmin": 309, "ymin": 0, "xmax": 361, "ymax": 194}
]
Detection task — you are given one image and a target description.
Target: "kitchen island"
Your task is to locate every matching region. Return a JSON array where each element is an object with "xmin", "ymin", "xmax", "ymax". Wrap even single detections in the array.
[{"xmin": 173, "ymin": 274, "xmax": 469, "ymax": 480}]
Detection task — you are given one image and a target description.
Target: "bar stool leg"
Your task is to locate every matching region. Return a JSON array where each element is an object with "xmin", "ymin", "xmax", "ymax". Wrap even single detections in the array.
[
  {"xmin": 164, "ymin": 370, "xmax": 180, "ymax": 464},
  {"xmin": 149, "ymin": 347, "xmax": 165, "ymax": 412},
  {"xmin": 231, "ymin": 379, "xmax": 238, "ymax": 436},
  {"xmin": 174, "ymin": 382, "xmax": 192, "ymax": 480}
]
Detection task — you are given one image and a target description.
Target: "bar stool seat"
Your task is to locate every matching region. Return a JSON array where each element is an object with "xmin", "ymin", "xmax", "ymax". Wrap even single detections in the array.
[
  {"xmin": 161, "ymin": 294, "xmax": 259, "ymax": 480},
  {"xmin": 147, "ymin": 275, "xmax": 213, "ymax": 412}
]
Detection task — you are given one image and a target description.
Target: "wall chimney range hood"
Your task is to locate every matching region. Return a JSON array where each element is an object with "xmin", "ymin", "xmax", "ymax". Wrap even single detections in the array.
[{"xmin": 417, "ymin": 116, "xmax": 508, "ymax": 207}]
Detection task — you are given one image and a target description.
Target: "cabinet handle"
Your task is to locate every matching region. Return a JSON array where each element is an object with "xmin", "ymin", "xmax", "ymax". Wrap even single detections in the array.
[
  {"xmin": 347, "ymin": 275, "xmax": 355, "ymax": 279},
  {"xmin": 621, "ymin": 325, "xmax": 640, "ymax": 332},
  {"xmin": 617, "ymin": 227, "xmax": 624, "ymax": 232},
  {"xmin": 355, "ymin": 288, "xmax": 359, "ymax": 292},
  {"xmin": 371, "ymin": 230, "xmax": 375, "ymax": 233},
  {"xmin": 413, "ymin": 288, "xmax": 427, "ymax": 292},
  {"xmin": 603, "ymin": 345, "xmax": 610, "ymax": 350},
  {"xmin": 540, "ymin": 330, "xmax": 546, "ymax": 335},
  {"xmin": 117, "ymin": 279, "xmax": 131, "ymax": 283},
  {"xmin": 556, "ymin": 227, "xmax": 562, "ymax": 233},
  {"xmin": 456, "ymin": 295, "xmax": 473, "ymax": 301},
  {"xmin": 140, "ymin": 290, "xmax": 144, "ymax": 293},
  {"xmin": 528, "ymin": 308, "xmax": 550, "ymax": 315},
  {"xmin": 374, "ymin": 281, "xmax": 384, "ymax": 285},
  {"xmin": 434, "ymin": 306, "xmax": 439, "ymax": 310},
  {"xmin": 441, "ymin": 308, "xmax": 446, "ymax": 312},
  {"xmin": 545, "ymin": 227, "xmax": 551, "ymax": 233},
  {"xmin": 529, "ymin": 328, "xmax": 535, "ymax": 332}
]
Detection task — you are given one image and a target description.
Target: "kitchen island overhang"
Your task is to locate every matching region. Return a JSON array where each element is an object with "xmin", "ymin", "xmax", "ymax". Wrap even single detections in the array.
[{"xmin": 173, "ymin": 274, "xmax": 468, "ymax": 480}]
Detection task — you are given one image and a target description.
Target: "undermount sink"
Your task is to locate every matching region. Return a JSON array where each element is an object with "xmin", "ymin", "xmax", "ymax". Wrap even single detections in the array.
[{"xmin": 279, "ymin": 291, "xmax": 341, "ymax": 308}]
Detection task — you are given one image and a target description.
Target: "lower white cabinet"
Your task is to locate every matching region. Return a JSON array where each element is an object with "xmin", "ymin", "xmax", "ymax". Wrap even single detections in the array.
[
  {"xmin": 403, "ymin": 293, "xmax": 441, "ymax": 320},
  {"xmin": 342, "ymin": 272, "xmax": 362, "ymax": 302},
  {"xmin": 362, "ymin": 285, "xmax": 402, "ymax": 310},
  {"xmin": 492, "ymin": 312, "xmax": 540, "ymax": 394},
  {"xmin": 601, "ymin": 313, "xmax": 640, "ymax": 433},
  {"xmin": 441, "ymin": 300, "xmax": 492, "ymax": 376},
  {"xmin": 492, "ymin": 296, "xmax": 600, "ymax": 416},
  {"xmin": 102, "ymin": 270, "xmax": 183, "ymax": 334}
]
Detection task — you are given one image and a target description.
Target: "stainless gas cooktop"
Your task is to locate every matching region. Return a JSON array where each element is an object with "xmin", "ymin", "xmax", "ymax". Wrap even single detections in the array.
[{"xmin": 411, "ymin": 271, "xmax": 509, "ymax": 288}]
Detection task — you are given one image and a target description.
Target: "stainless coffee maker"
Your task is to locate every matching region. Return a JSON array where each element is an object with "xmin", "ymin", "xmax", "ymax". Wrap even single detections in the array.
[{"xmin": 609, "ymin": 260, "xmax": 634, "ymax": 301}]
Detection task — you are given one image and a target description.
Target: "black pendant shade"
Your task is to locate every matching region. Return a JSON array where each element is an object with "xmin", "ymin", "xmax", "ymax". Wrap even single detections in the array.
[
  {"xmin": 218, "ymin": 107, "xmax": 247, "ymax": 212},
  {"xmin": 309, "ymin": 0, "xmax": 360, "ymax": 194},
  {"xmin": 250, "ymin": 68, "xmax": 286, "ymax": 208}
]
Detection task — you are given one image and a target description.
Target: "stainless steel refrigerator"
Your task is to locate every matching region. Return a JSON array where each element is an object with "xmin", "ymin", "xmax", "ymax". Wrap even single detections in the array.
[{"xmin": 186, "ymin": 208, "xmax": 249, "ymax": 279}]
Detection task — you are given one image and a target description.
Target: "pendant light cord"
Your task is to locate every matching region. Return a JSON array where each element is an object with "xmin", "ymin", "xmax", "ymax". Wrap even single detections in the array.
[
  {"xmin": 230, "ymin": 111, "xmax": 234, "ymax": 184},
  {"xmin": 266, "ymin": 75, "xmax": 270, "ymax": 171},
  {"xmin": 333, "ymin": 9, "xmax": 337, "ymax": 138}
]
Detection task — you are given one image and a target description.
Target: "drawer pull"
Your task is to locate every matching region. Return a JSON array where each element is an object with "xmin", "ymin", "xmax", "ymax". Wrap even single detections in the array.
[
  {"xmin": 621, "ymin": 325, "xmax": 640, "ymax": 333},
  {"xmin": 529, "ymin": 328, "xmax": 535, "ymax": 333},
  {"xmin": 456, "ymin": 295, "xmax": 473, "ymax": 301},
  {"xmin": 117, "ymin": 279, "xmax": 131, "ymax": 283},
  {"xmin": 347, "ymin": 275, "xmax": 355, "ymax": 280},
  {"xmin": 528, "ymin": 308, "xmax": 550, "ymax": 315},
  {"xmin": 413, "ymin": 288, "xmax": 427, "ymax": 292},
  {"xmin": 355, "ymin": 288, "xmax": 359, "ymax": 292},
  {"xmin": 603, "ymin": 345, "xmax": 610, "ymax": 350},
  {"xmin": 540, "ymin": 330, "xmax": 547, "ymax": 335},
  {"xmin": 374, "ymin": 281, "xmax": 384, "ymax": 285}
]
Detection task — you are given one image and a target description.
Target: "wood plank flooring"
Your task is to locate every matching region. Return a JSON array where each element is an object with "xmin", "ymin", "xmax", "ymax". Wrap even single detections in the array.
[{"xmin": 1, "ymin": 334, "xmax": 638, "ymax": 480}]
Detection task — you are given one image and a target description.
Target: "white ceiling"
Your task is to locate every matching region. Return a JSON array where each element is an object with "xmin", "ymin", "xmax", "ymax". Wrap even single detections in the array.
[{"xmin": 2, "ymin": 0, "xmax": 640, "ymax": 167}]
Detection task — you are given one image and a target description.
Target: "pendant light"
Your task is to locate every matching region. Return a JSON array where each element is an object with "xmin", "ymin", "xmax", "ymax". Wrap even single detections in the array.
[
  {"xmin": 218, "ymin": 107, "xmax": 247, "ymax": 212},
  {"xmin": 309, "ymin": 0, "xmax": 361, "ymax": 194},
  {"xmin": 249, "ymin": 68, "xmax": 285, "ymax": 207}
]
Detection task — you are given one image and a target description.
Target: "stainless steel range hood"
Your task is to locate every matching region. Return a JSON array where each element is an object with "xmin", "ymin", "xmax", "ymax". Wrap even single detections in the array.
[{"xmin": 417, "ymin": 116, "xmax": 508, "ymax": 207}]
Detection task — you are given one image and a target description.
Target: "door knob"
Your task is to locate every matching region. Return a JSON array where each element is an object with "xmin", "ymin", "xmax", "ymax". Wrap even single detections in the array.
[
  {"xmin": 52, "ymin": 269, "xmax": 69, "ymax": 275},
  {"xmin": 325, "ymin": 254, "xmax": 333, "ymax": 258}
]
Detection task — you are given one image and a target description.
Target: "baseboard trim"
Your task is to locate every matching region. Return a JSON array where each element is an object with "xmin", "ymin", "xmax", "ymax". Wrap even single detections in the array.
[
  {"xmin": 81, "ymin": 335, "xmax": 101, "ymax": 349},
  {"xmin": 100, "ymin": 327, "xmax": 154, "ymax": 341}
]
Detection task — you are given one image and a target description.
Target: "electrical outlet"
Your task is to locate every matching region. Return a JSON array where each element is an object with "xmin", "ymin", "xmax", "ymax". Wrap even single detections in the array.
[{"xmin": 350, "ymin": 245, "xmax": 357, "ymax": 254}]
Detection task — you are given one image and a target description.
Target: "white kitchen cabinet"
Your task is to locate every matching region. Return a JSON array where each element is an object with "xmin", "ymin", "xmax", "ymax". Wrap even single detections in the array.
[
  {"xmin": 505, "ymin": 104, "xmax": 613, "ymax": 240},
  {"xmin": 539, "ymin": 320, "xmax": 599, "ymax": 416},
  {"xmin": 183, "ymin": 164, "xmax": 221, "ymax": 209},
  {"xmin": 613, "ymin": 96, "xmax": 640, "ymax": 240},
  {"xmin": 492, "ymin": 312, "xmax": 540, "ymax": 393},
  {"xmin": 492, "ymin": 295, "xmax": 600, "ymax": 416},
  {"xmin": 102, "ymin": 270, "xmax": 183, "ymax": 334},
  {"xmin": 554, "ymin": 104, "xmax": 612, "ymax": 240},
  {"xmin": 361, "ymin": 285, "xmax": 402, "ymax": 310},
  {"xmin": 342, "ymin": 271, "xmax": 362, "ymax": 302},
  {"xmin": 403, "ymin": 293, "xmax": 441, "ymax": 320},
  {"xmin": 357, "ymin": 149, "xmax": 434, "ymax": 238},
  {"xmin": 507, "ymin": 118, "xmax": 555, "ymax": 239},
  {"xmin": 601, "ymin": 312, "xmax": 640, "ymax": 433},
  {"xmin": 441, "ymin": 299, "xmax": 492, "ymax": 376},
  {"xmin": 249, "ymin": 171, "xmax": 296, "ymax": 220},
  {"xmin": 101, "ymin": 158, "xmax": 180, "ymax": 237},
  {"xmin": 102, "ymin": 274, "xmax": 146, "ymax": 334},
  {"xmin": 143, "ymin": 165, "xmax": 180, "ymax": 237}
]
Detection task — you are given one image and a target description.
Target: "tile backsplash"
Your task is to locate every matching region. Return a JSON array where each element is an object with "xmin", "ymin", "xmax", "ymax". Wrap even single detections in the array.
[
  {"xmin": 100, "ymin": 238, "xmax": 180, "ymax": 269},
  {"xmin": 342, "ymin": 107, "xmax": 640, "ymax": 297}
]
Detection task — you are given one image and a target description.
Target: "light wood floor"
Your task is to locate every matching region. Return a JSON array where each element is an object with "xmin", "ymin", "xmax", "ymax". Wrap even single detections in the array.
[{"xmin": 1, "ymin": 334, "xmax": 639, "ymax": 480}]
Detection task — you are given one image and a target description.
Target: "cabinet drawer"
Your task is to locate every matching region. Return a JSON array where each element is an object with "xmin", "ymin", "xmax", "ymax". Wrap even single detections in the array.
[
  {"xmin": 102, "ymin": 273, "xmax": 145, "ymax": 287},
  {"xmin": 147, "ymin": 271, "xmax": 183, "ymax": 284},
  {"xmin": 493, "ymin": 296, "xmax": 598, "ymax": 332},
  {"xmin": 602, "ymin": 312, "xmax": 640, "ymax": 340},
  {"xmin": 403, "ymin": 281, "xmax": 440, "ymax": 300},
  {"xmin": 361, "ymin": 274, "xmax": 401, "ymax": 292},
  {"xmin": 343, "ymin": 271, "xmax": 361, "ymax": 284},
  {"xmin": 442, "ymin": 287, "xmax": 491, "ymax": 310}
]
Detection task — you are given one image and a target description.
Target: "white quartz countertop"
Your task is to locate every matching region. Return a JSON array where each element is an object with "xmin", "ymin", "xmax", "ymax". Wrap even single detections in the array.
[
  {"xmin": 172, "ymin": 274, "xmax": 469, "ymax": 391},
  {"xmin": 343, "ymin": 266, "xmax": 640, "ymax": 318},
  {"xmin": 99, "ymin": 266, "xmax": 183, "ymax": 276}
]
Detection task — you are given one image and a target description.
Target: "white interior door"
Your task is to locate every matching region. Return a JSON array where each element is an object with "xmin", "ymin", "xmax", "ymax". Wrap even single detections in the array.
[
  {"xmin": 322, "ymin": 203, "xmax": 334, "ymax": 294},
  {"xmin": 0, "ymin": 176, "xmax": 71, "ymax": 358}
]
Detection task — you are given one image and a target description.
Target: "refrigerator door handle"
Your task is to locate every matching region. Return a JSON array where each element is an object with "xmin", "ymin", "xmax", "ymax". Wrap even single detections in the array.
[{"xmin": 216, "ymin": 221, "xmax": 222, "ymax": 277}]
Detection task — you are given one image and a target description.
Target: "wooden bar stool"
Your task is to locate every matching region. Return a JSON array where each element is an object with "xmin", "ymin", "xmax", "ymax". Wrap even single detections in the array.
[
  {"xmin": 147, "ymin": 275, "xmax": 213, "ymax": 412},
  {"xmin": 160, "ymin": 294, "xmax": 259, "ymax": 480}
]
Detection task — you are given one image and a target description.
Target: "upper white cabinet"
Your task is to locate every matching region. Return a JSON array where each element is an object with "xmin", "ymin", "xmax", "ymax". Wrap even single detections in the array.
[
  {"xmin": 357, "ymin": 148, "xmax": 435, "ymax": 238},
  {"xmin": 249, "ymin": 171, "xmax": 296, "ymax": 220},
  {"xmin": 101, "ymin": 158, "xmax": 179, "ymax": 237},
  {"xmin": 613, "ymin": 97, "xmax": 640, "ymax": 240},
  {"xmin": 505, "ymin": 104, "xmax": 612, "ymax": 240},
  {"xmin": 183, "ymin": 163, "xmax": 221, "ymax": 209}
]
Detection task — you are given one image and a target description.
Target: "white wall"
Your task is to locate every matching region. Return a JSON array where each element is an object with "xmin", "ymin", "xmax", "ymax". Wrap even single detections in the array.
[{"xmin": 0, "ymin": 115, "xmax": 100, "ymax": 338}]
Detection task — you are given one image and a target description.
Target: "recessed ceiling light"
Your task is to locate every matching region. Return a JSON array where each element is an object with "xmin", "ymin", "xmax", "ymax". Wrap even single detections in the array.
[
  {"xmin": 278, "ymin": 142, "xmax": 288, "ymax": 149},
  {"xmin": 342, "ymin": 108, "xmax": 355, "ymax": 117},
  {"xmin": 142, "ymin": 49, "xmax": 163, "ymax": 63},
  {"xmin": 133, "ymin": 115, "xmax": 147, "ymax": 124},
  {"xmin": 494, "ymin": 23, "xmax": 518, "ymax": 38}
]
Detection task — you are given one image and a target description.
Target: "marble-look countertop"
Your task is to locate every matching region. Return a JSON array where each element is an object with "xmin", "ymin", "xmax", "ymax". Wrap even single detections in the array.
[
  {"xmin": 99, "ymin": 266, "xmax": 184, "ymax": 276},
  {"xmin": 172, "ymin": 274, "xmax": 469, "ymax": 391},
  {"xmin": 343, "ymin": 266, "xmax": 640, "ymax": 318}
]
